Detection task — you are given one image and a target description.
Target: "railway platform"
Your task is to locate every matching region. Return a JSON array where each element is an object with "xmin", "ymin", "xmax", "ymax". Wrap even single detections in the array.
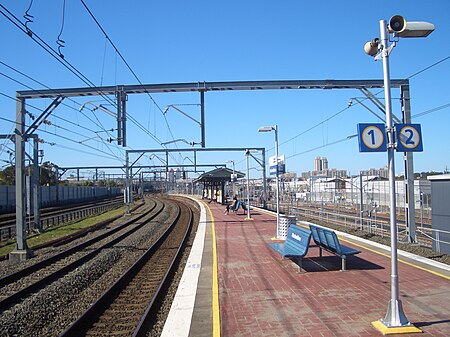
[{"xmin": 162, "ymin": 197, "xmax": 450, "ymax": 337}]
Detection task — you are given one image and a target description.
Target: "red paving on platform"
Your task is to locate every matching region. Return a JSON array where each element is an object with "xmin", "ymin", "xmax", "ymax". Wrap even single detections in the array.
[{"xmin": 208, "ymin": 202, "xmax": 450, "ymax": 337}]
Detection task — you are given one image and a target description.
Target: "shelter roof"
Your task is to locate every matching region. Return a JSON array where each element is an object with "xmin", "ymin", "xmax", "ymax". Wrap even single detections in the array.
[{"xmin": 194, "ymin": 167, "xmax": 245, "ymax": 183}]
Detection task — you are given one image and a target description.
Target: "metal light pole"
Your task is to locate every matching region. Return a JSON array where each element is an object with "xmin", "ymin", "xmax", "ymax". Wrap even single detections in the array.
[
  {"xmin": 365, "ymin": 15, "xmax": 434, "ymax": 334},
  {"xmin": 244, "ymin": 150, "xmax": 253, "ymax": 220},
  {"xmin": 226, "ymin": 160, "xmax": 235, "ymax": 198},
  {"xmin": 258, "ymin": 125, "xmax": 280, "ymax": 239},
  {"xmin": 379, "ymin": 19, "xmax": 408, "ymax": 329}
]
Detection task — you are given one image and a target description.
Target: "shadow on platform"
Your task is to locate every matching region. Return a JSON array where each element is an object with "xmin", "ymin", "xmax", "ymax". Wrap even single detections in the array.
[
  {"xmin": 295, "ymin": 255, "xmax": 384, "ymax": 272},
  {"xmin": 415, "ymin": 319, "xmax": 450, "ymax": 328}
]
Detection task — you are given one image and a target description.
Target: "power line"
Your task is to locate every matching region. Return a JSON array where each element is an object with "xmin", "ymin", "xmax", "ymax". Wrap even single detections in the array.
[
  {"xmin": 407, "ymin": 55, "xmax": 450, "ymax": 79},
  {"xmin": 274, "ymin": 55, "xmax": 450, "ymax": 158},
  {"xmin": 0, "ymin": 61, "xmax": 125, "ymax": 158},
  {"xmin": 280, "ymin": 106, "xmax": 350, "ymax": 148},
  {"xmin": 0, "ymin": 4, "xmax": 117, "ymax": 107},
  {"xmin": 0, "ymin": 60, "xmax": 152, "ymax": 161},
  {"xmin": 412, "ymin": 102, "xmax": 450, "ymax": 119},
  {"xmin": 0, "ymin": 92, "xmax": 124, "ymax": 163},
  {"xmin": 79, "ymin": 0, "xmax": 181, "ymax": 162},
  {"xmin": 0, "ymin": 113, "xmax": 121, "ymax": 161},
  {"xmin": 286, "ymin": 134, "xmax": 357, "ymax": 160}
]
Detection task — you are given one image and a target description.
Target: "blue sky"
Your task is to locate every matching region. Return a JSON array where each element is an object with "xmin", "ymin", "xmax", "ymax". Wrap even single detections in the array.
[{"xmin": 0, "ymin": 0, "xmax": 449, "ymax": 179}]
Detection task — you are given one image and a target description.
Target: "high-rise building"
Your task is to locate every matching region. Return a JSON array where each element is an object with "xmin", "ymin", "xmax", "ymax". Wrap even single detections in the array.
[
  {"xmin": 314, "ymin": 156, "xmax": 321, "ymax": 171},
  {"xmin": 321, "ymin": 157, "xmax": 328, "ymax": 171},
  {"xmin": 314, "ymin": 156, "xmax": 328, "ymax": 172}
]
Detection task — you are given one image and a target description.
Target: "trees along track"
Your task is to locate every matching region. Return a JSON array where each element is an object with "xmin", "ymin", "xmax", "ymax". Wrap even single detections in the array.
[
  {"xmin": 0, "ymin": 197, "xmax": 161, "ymax": 311},
  {"xmin": 60, "ymin": 199, "xmax": 193, "ymax": 337}
]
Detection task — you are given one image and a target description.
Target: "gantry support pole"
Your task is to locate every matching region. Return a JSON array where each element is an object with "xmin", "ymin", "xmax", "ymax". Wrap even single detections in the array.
[
  {"xmin": 200, "ymin": 91, "xmax": 205, "ymax": 147},
  {"xmin": 10, "ymin": 96, "xmax": 32, "ymax": 262},
  {"xmin": 32, "ymin": 136, "xmax": 41, "ymax": 232},
  {"xmin": 401, "ymin": 83, "xmax": 416, "ymax": 243}
]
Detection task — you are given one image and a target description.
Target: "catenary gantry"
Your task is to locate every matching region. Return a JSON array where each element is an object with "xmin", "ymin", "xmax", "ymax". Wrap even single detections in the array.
[{"xmin": 12, "ymin": 79, "xmax": 416, "ymax": 261}]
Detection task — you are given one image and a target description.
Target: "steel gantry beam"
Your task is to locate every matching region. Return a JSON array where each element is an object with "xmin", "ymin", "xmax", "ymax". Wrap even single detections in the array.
[
  {"xmin": 124, "ymin": 147, "xmax": 267, "ymax": 211},
  {"xmin": 16, "ymin": 79, "xmax": 410, "ymax": 98},
  {"xmin": 12, "ymin": 78, "xmax": 416, "ymax": 262}
]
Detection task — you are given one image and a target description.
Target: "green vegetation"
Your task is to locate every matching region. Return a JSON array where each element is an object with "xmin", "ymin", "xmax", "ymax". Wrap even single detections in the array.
[
  {"xmin": 0, "ymin": 205, "xmax": 128, "ymax": 258},
  {"xmin": 0, "ymin": 161, "xmax": 58, "ymax": 186}
]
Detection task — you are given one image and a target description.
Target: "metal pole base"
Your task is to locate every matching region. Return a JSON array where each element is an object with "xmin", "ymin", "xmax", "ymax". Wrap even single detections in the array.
[
  {"xmin": 9, "ymin": 249, "xmax": 33, "ymax": 263},
  {"xmin": 244, "ymin": 217, "xmax": 254, "ymax": 221},
  {"xmin": 371, "ymin": 299, "xmax": 422, "ymax": 335}
]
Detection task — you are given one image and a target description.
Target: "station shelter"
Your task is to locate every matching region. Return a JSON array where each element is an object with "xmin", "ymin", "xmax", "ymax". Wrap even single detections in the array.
[{"xmin": 194, "ymin": 167, "xmax": 244, "ymax": 204}]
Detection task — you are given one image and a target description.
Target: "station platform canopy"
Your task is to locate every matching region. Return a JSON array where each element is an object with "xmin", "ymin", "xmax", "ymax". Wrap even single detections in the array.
[{"xmin": 194, "ymin": 167, "xmax": 244, "ymax": 204}]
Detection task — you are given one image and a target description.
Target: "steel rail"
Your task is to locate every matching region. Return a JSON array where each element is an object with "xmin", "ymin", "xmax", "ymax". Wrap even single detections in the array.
[
  {"xmin": 0, "ymin": 199, "xmax": 163, "ymax": 311},
  {"xmin": 60, "ymin": 200, "xmax": 193, "ymax": 337},
  {"xmin": 133, "ymin": 203, "xmax": 193, "ymax": 337}
]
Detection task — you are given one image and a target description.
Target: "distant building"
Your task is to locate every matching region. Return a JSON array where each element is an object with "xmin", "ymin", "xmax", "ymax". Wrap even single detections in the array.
[
  {"xmin": 314, "ymin": 156, "xmax": 328, "ymax": 172},
  {"xmin": 303, "ymin": 157, "xmax": 346, "ymax": 179},
  {"xmin": 360, "ymin": 167, "xmax": 388, "ymax": 179}
]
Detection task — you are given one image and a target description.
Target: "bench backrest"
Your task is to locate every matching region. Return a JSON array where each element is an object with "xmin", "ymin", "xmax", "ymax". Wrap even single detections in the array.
[
  {"xmin": 309, "ymin": 225, "xmax": 342, "ymax": 255},
  {"xmin": 230, "ymin": 201, "xmax": 240, "ymax": 210},
  {"xmin": 285, "ymin": 225, "xmax": 311, "ymax": 255}
]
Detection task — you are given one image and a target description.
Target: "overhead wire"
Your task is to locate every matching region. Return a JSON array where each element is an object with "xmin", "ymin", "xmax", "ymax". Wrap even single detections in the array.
[
  {"xmin": 268, "ymin": 54, "xmax": 450, "ymax": 159},
  {"xmin": 0, "ymin": 68, "xmax": 125, "ymax": 160},
  {"xmin": 0, "ymin": 114, "xmax": 121, "ymax": 161},
  {"xmin": 23, "ymin": 0, "xmax": 34, "ymax": 33},
  {"xmin": 0, "ymin": 4, "xmax": 117, "ymax": 108},
  {"xmin": 0, "ymin": 61, "xmax": 125, "ymax": 160},
  {"xmin": 0, "ymin": 12, "xmax": 123, "ymax": 152},
  {"xmin": 0, "ymin": 89, "xmax": 124, "ymax": 162},
  {"xmin": 56, "ymin": 0, "xmax": 66, "ymax": 58},
  {"xmin": 412, "ymin": 103, "xmax": 450, "ymax": 119},
  {"xmin": 79, "ymin": 0, "xmax": 182, "ymax": 163},
  {"xmin": 407, "ymin": 55, "xmax": 450, "ymax": 79}
]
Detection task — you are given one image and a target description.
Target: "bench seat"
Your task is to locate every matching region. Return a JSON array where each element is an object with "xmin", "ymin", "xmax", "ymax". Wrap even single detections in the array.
[
  {"xmin": 269, "ymin": 225, "xmax": 311, "ymax": 272},
  {"xmin": 309, "ymin": 224, "xmax": 360, "ymax": 271}
]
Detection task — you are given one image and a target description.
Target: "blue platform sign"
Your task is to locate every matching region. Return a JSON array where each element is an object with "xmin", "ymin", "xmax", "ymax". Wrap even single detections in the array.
[
  {"xmin": 269, "ymin": 155, "xmax": 285, "ymax": 175},
  {"xmin": 395, "ymin": 124, "xmax": 423, "ymax": 152},
  {"xmin": 357, "ymin": 123, "xmax": 387, "ymax": 152}
]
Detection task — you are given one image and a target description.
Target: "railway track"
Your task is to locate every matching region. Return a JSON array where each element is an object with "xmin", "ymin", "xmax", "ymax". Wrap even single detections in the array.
[
  {"xmin": 279, "ymin": 202, "xmax": 432, "ymax": 228},
  {"xmin": 0, "ymin": 196, "xmax": 197, "ymax": 337},
  {"xmin": 61, "ymin": 200, "xmax": 193, "ymax": 337},
  {"xmin": 0, "ymin": 198, "xmax": 161, "ymax": 311},
  {"xmin": 288, "ymin": 204, "xmax": 434, "ymax": 248}
]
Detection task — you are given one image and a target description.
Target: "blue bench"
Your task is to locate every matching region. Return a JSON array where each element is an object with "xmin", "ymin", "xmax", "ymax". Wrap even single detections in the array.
[
  {"xmin": 230, "ymin": 201, "xmax": 250, "ymax": 214},
  {"xmin": 229, "ymin": 201, "xmax": 241, "ymax": 213},
  {"xmin": 309, "ymin": 224, "xmax": 361, "ymax": 271},
  {"xmin": 269, "ymin": 225, "xmax": 312, "ymax": 272}
]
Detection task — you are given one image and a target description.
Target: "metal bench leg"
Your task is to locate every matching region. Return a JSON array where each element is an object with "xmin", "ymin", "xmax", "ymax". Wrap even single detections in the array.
[
  {"xmin": 319, "ymin": 247, "xmax": 322, "ymax": 257},
  {"xmin": 296, "ymin": 257, "xmax": 304, "ymax": 273},
  {"xmin": 341, "ymin": 256, "xmax": 347, "ymax": 271}
]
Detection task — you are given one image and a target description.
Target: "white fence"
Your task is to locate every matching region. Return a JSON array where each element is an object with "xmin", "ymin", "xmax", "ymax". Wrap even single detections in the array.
[{"xmin": 0, "ymin": 185, "xmax": 121, "ymax": 212}]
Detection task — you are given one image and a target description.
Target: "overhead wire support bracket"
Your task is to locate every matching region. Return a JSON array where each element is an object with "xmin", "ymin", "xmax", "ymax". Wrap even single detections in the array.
[
  {"xmin": 25, "ymin": 96, "xmax": 64, "ymax": 136},
  {"xmin": 358, "ymin": 87, "xmax": 402, "ymax": 124}
]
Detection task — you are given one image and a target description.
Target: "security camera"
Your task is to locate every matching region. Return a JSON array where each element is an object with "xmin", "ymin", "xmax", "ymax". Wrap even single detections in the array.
[
  {"xmin": 364, "ymin": 38, "xmax": 380, "ymax": 56},
  {"xmin": 388, "ymin": 15, "xmax": 435, "ymax": 38}
]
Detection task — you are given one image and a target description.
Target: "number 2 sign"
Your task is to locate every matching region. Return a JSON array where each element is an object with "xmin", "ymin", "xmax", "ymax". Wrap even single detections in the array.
[
  {"xmin": 357, "ymin": 123, "xmax": 387, "ymax": 152},
  {"xmin": 395, "ymin": 124, "xmax": 423, "ymax": 152}
]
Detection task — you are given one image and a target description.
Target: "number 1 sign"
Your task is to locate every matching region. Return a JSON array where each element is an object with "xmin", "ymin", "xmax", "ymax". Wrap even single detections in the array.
[{"xmin": 357, "ymin": 123, "xmax": 388, "ymax": 152}]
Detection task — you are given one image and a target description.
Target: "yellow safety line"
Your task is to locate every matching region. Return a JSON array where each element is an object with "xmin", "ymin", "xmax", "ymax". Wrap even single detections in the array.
[{"xmin": 205, "ymin": 203, "xmax": 221, "ymax": 337}]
